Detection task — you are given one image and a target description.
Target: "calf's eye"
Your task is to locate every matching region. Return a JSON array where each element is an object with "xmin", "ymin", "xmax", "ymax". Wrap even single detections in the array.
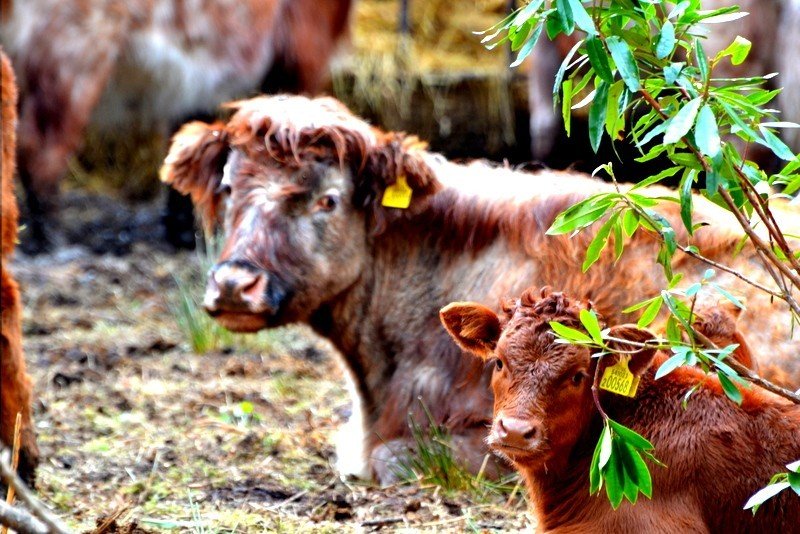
[
  {"xmin": 572, "ymin": 372, "xmax": 586, "ymax": 385},
  {"xmin": 316, "ymin": 194, "xmax": 339, "ymax": 212},
  {"xmin": 495, "ymin": 359, "xmax": 504, "ymax": 371}
]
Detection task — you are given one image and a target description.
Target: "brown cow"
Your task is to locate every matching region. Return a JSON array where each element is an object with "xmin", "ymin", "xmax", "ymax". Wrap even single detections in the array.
[
  {"xmin": 0, "ymin": 47, "xmax": 38, "ymax": 484},
  {"xmin": 0, "ymin": 0, "xmax": 352, "ymax": 251},
  {"xmin": 440, "ymin": 288, "xmax": 800, "ymax": 533},
  {"xmin": 161, "ymin": 94, "xmax": 799, "ymax": 484}
]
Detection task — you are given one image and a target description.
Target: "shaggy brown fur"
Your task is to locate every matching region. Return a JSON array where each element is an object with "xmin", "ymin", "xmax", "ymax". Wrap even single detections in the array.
[
  {"xmin": 441, "ymin": 288, "xmax": 800, "ymax": 533},
  {"xmin": 162, "ymin": 95, "xmax": 799, "ymax": 484},
  {"xmin": 0, "ymin": 0, "xmax": 352, "ymax": 249},
  {"xmin": 0, "ymin": 48, "xmax": 38, "ymax": 484}
]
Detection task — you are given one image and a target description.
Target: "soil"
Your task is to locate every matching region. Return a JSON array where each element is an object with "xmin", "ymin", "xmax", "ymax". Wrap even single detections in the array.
[{"xmin": 12, "ymin": 191, "xmax": 531, "ymax": 532}]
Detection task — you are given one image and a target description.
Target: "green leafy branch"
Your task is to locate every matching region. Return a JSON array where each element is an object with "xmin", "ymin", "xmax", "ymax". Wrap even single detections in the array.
[{"xmin": 744, "ymin": 460, "xmax": 800, "ymax": 513}]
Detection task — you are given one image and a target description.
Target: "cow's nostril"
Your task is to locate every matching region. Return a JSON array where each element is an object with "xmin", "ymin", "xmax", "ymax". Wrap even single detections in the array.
[{"xmin": 523, "ymin": 427, "xmax": 538, "ymax": 440}]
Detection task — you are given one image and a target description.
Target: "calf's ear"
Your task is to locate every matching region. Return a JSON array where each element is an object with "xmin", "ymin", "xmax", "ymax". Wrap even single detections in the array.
[
  {"xmin": 440, "ymin": 302, "xmax": 502, "ymax": 359},
  {"xmin": 160, "ymin": 121, "xmax": 229, "ymax": 227},
  {"xmin": 603, "ymin": 324, "xmax": 658, "ymax": 377}
]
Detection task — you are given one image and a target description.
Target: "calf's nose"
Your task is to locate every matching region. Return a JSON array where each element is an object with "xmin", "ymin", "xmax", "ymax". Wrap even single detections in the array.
[
  {"xmin": 203, "ymin": 262, "xmax": 268, "ymax": 314},
  {"xmin": 495, "ymin": 416, "xmax": 540, "ymax": 449}
]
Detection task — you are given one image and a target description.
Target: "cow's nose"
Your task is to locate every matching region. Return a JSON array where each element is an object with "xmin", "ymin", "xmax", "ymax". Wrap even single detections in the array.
[
  {"xmin": 495, "ymin": 416, "xmax": 540, "ymax": 449},
  {"xmin": 203, "ymin": 262, "xmax": 268, "ymax": 314}
]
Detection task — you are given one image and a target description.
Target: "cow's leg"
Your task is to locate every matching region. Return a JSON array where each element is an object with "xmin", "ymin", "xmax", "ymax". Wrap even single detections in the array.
[
  {"xmin": 368, "ymin": 428, "xmax": 507, "ymax": 486},
  {"xmin": 0, "ymin": 268, "xmax": 38, "ymax": 485},
  {"xmin": 14, "ymin": 6, "xmax": 129, "ymax": 253}
]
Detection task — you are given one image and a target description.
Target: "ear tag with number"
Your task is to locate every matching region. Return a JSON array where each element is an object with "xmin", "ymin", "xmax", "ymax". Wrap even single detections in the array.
[
  {"xmin": 599, "ymin": 355, "xmax": 640, "ymax": 398},
  {"xmin": 381, "ymin": 175, "xmax": 413, "ymax": 209}
]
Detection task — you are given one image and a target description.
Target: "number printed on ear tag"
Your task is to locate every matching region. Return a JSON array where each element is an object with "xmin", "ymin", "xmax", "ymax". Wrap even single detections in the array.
[
  {"xmin": 381, "ymin": 175, "xmax": 413, "ymax": 209},
  {"xmin": 599, "ymin": 355, "xmax": 640, "ymax": 397}
]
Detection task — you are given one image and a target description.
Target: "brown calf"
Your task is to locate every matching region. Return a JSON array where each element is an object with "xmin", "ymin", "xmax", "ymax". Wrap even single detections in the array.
[
  {"xmin": 441, "ymin": 288, "xmax": 800, "ymax": 533},
  {"xmin": 0, "ymin": 47, "xmax": 38, "ymax": 484},
  {"xmin": 0, "ymin": 0, "xmax": 352, "ymax": 251},
  {"xmin": 161, "ymin": 95, "xmax": 799, "ymax": 484}
]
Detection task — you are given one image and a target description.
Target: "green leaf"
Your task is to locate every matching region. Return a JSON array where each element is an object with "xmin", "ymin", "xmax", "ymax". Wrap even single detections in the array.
[
  {"xmin": 664, "ymin": 97, "xmax": 702, "ymax": 145},
  {"xmin": 718, "ymin": 372, "xmax": 743, "ymax": 405},
  {"xmin": 606, "ymin": 36, "xmax": 641, "ymax": 92},
  {"xmin": 719, "ymin": 35, "xmax": 752, "ymax": 66},
  {"xmin": 788, "ymin": 472, "xmax": 800, "ymax": 496},
  {"xmin": 547, "ymin": 197, "xmax": 614, "ymax": 234},
  {"xmin": 553, "ymin": 38, "xmax": 585, "ymax": 96},
  {"xmin": 590, "ymin": 427, "xmax": 604, "ymax": 494},
  {"xmin": 622, "ymin": 209, "xmax": 640, "ymax": 237},
  {"xmin": 549, "ymin": 321, "xmax": 593, "ymax": 343},
  {"xmin": 679, "ymin": 171, "xmax": 695, "ymax": 235},
  {"xmin": 579, "ymin": 309, "xmax": 603, "ymax": 344},
  {"xmin": 710, "ymin": 283, "xmax": 745, "ymax": 309},
  {"xmin": 566, "ymin": 0, "xmax": 596, "ymax": 35},
  {"xmin": 587, "ymin": 35, "xmax": 613, "ymax": 83},
  {"xmin": 609, "ymin": 420, "xmax": 654, "ymax": 451},
  {"xmin": 598, "ymin": 423, "xmax": 613, "ymax": 470},
  {"xmin": 627, "ymin": 443, "xmax": 653, "ymax": 498},
  {"xmin": 511, "ymin": 0, "xmax": 546, "ymax": 28},
  {"xmin": 695, "ymin": 39, "xmax": 709, "ymax": 83},
  {"xmin": 630, "ymin": 166, "xmax": 681, "ymax": 190},
  {"xmin": 636, "ymin": 297, "xmax": 662, "ymax": 328},
  {"xmin": 758, "ymin": 126, "xmax": 797, "ymax": 162},
  {"xmin": 562, "ymin": 78, "xmax": 573, "ymax": 136},
  {"xmin": 664, "ymin": 62, "xmax": 684, "ymax": 85},
  {"xmin": 695, "ymin": 104, "xmax": 720, "ymax": 157},
  {"xmin": 556, "ymin": 0, "xmax": 575, "ymax": 34},
  {"xmin": 604, "ymin": 442, "xmax": 625, "ymax": 509},
  {"xmin": 655, "ymin": 21, "xmax": 675, "ymax": 59},
  {"xmin": 582, "ymin": 213, "xmax": 618, "ymax": 272},
  {"xmin": 589, "ymin": 80, "xmax": 610, "ymax": 153},
  {"xmin": 655, "ymin": 352, "xmax": 688, "ymax": 379},
  {"xmin": 510, "ymin": 23, "xmax": 543, "ymax": 67},
  {"xmin": 744, "ymin": 482, "xmax": 791, "ymax": 513}
]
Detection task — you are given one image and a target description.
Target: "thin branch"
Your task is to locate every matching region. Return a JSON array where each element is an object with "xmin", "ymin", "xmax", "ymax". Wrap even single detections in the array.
[
  {"xmin": 0, "ymin": 501, "xmax": 48, "ymax": 534},
  {"xmin": 0, "ymin": 451, "xmax": 72, "ymax": 534}
]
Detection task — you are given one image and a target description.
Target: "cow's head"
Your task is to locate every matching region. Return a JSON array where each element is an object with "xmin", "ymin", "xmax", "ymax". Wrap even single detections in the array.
[
  {"xmin": 440, "ymin": 288, "xmax": 657, "ymax": 471},
  {"xmin": 161, "ymin": 95, "xmax": 440, "ymax": 332}
]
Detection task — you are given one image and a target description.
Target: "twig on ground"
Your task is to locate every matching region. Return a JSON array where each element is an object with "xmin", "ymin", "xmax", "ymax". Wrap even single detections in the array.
[
  {"xmin": 360, "ymin": 516, "xmax": 404, "ymax": 527},
  {"xmin": 0, "ymin": 450, "xmax": 72, "ymax": 534},
  {"xmin": 2, "ymin": 413, "xmax": 23, "ymax": 534},
  {"xmin": 0, "ymin": 501, "xmax": 48, "ymax": 534}
]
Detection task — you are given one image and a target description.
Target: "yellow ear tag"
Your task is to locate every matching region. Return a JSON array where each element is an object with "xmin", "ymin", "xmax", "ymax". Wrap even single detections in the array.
[
  {"xmin": 381, "ymin": 175, "xmax": 413, "ymax": 209},
  {"xmin": 599, "ymin": 355, "xmax": 640, "ymax": 398}
]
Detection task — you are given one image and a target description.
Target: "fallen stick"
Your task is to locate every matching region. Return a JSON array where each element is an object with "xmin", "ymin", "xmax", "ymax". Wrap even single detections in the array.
[
  {"xmin": 0, "ymin": 450, "xmax": 72, "ymax": 534},
  {"xmin": 0, "ymin": 501, "xmax": 48, "ymax": 534},
  {"xmin": 2, "ymin": 414, "xmax": 23, "ymax": 534}
]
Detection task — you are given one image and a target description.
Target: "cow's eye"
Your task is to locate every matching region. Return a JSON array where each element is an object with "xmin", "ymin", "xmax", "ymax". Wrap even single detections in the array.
[
  {"xmin": 316, "ymin": 193, "xmax": 339, "ymax": 212},
  {"xmin": 572, "ymin": 371, "xmax": 586, "ymax": 386},
  {"xmin": 495, "ymin": 359, "xmax": 504, "ymax": 371}
]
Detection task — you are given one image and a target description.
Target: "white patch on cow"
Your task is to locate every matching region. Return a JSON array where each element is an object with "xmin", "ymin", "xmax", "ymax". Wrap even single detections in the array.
[
  {"xmin": 425, "ymin": 153, "xmax": 609, "ymax": 204},
  {"xmin": 333, "ymin": 365, "xmax": 369, "ymax": 479}
]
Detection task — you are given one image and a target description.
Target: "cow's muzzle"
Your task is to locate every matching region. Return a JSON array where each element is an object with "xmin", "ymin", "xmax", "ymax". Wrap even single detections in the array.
[{"xmin": 203, "ymin": 260, "xmax": 286, "ymax": 331}]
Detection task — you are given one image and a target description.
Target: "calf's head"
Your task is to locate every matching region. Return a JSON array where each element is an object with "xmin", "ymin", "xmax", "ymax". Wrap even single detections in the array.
[
  {"xmin": 161, "ymin": 95, "xmax": 439, "ymax": 332},
  {"xmin": 440, "ymin": 288, "xmax": 656, "ymax": 471}
]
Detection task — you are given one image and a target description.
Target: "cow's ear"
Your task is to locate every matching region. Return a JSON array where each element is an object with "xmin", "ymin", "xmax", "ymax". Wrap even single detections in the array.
[
  {"xmin": 357, "ymin": 133, "xmax": 441, "ymax": 233},
  {"xmin": 160, "ymin": 121, "xmax": 229, "ymax": 226},
  {"xmin": 440, "ymin": 302, "xmax": 502, "ymax": 359},
  {"xmin": 600, "ymin": 324, "xmax": 658, "ymax": 377}
]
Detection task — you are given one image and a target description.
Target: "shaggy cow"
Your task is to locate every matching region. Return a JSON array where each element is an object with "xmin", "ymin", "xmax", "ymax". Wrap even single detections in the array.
[
  {"xmin": 0, "ymin": 48, "xmax": 38, "ymax": 484},
  {"xmin": 440, "ymin": 288, "xmax": 800, "ymax": 532},
  {"xmin": 161, "ymin": 94, "xmax": 799, "ymax": 484},
  {"xmin": 0, "ymin": 0, "xmax": 352, "ymax": 251}
]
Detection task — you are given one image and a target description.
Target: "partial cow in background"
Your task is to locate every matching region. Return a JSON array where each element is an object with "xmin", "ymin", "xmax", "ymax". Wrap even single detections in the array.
[
  {"xmin": 161, "ymin": 95, "xmax": 798, "ymax": 484},
  {"xmin": 0, "ymin": 47, "xmax": 38, "ymax": 484},
  {"xmin": 0, "ymin": 0, "xmax": 352, "ymax": 252},
  {"xmin": 440, "ymin": 288, "xmax": 800, "ymax": 532}
]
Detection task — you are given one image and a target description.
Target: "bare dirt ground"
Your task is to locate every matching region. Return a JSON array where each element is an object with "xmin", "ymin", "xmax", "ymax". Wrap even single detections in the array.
[{"xmin": 12, "ymin": 191, "xmax": 530, "ymax": 532}]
